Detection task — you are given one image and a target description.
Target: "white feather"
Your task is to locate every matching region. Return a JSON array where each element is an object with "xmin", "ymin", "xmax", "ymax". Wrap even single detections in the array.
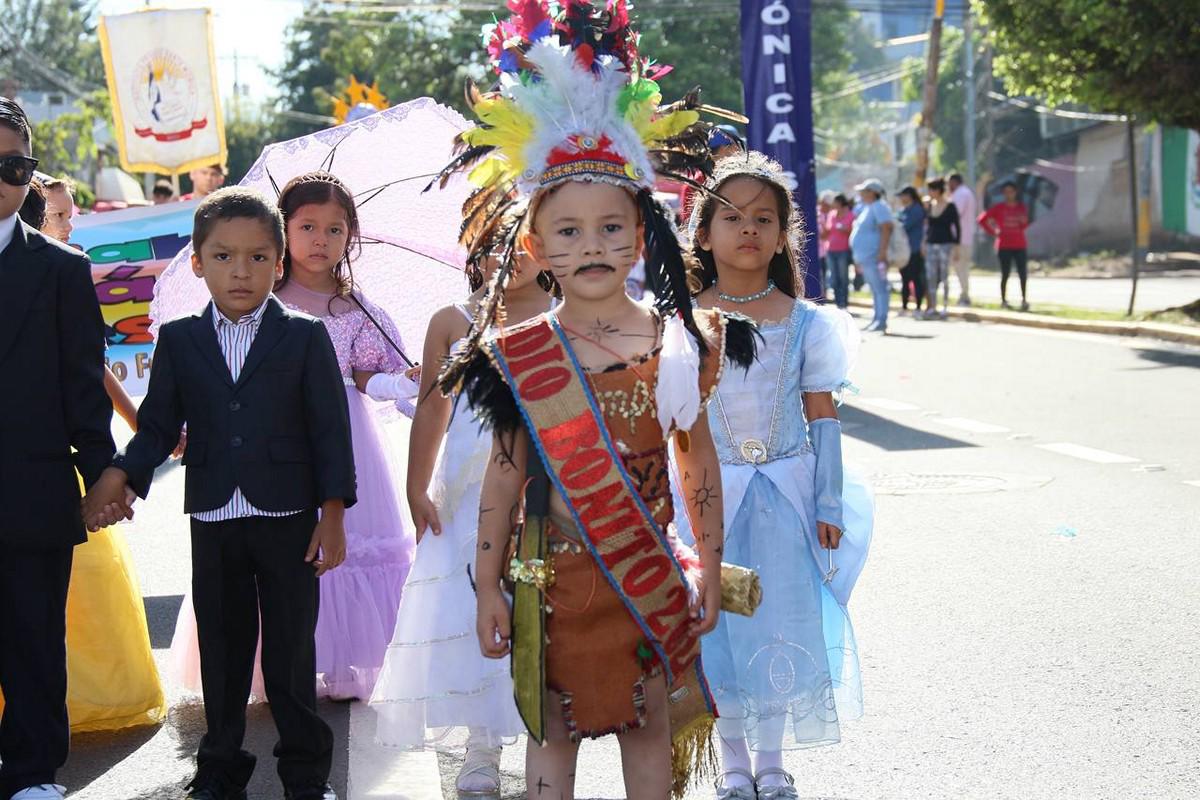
[
  {"xmin": 507, "ymin": 40, "xmax": 656, "ymax": 192},
  {"xmin": 655, "ymin": 314, "xmax": 702, "ymax": 433}
]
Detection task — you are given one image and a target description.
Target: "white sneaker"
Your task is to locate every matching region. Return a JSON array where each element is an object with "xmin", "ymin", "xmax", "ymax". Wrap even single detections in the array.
[{"xmin": 11, "ymin": 786, "xmax": 67, "ymax": 800}]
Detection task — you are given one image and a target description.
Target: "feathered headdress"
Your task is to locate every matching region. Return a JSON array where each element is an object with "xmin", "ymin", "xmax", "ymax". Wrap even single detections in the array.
[{"xmin": 436, "ymin": 0, "xmax": 746, "ymax": 428}]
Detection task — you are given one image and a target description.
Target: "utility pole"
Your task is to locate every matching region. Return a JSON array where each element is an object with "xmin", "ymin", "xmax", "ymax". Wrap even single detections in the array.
[
  {"xmin": 232, "ymin": 50, "xmax": 242, "ymax": 122},
  {"xmin": 964, "ymin": 8, "xmax": 976, "ymax": 195},
  {"xmin": 913, "ymin": 0, "xmax": 946, "ymax": 189},
  {"xmin": 1126, "ymin": 117, "xmax": 1140, "ymax": 316}
]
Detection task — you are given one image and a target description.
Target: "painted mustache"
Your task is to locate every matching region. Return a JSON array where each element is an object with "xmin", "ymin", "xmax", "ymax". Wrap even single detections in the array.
[{"xmin": 574, "ymin": 262, "xmax": 615, "ymax": 275}]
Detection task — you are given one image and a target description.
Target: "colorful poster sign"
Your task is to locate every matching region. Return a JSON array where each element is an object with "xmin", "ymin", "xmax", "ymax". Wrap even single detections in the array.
[
  {"xmin": 71, "ymin": 201, "xmax": 197, "ymax": 396},
  {"xmin": 99, "ymin": 8, "xmax": 226, "ymax": 174}
]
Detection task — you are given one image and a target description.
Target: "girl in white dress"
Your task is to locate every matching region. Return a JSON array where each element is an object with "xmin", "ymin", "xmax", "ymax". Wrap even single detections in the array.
[
  {"xmin": 370, "ymin": 250, "xmax": 550, "ymax": 795},
  {"xmin": 680, "ymin": 152, "xmax": 873, "ymax": 799}
]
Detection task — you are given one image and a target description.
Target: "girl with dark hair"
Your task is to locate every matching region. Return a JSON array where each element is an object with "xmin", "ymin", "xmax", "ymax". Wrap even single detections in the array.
[
  {"xmin": 273, "ymin": 170, "xmax": 420, "ymax": 701},
  {"xmin": 685, "ymin": 152, "xmax": 871, "ymax": 798},
  {"xmin": 371, "ymin": 233, "xmax": 550, "ymax": 795}
]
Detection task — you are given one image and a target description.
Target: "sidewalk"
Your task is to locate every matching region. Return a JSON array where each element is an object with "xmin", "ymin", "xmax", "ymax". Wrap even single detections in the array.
[
  {"xmin": 964, "ymin": 269, "xmax": 1200, "ymax": 314},
  {"xmin": 848, "ymin": 295, "xmax": 1200, "ymax": 346}
]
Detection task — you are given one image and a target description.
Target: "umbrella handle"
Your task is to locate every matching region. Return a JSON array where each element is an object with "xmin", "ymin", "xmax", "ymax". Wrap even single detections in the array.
[{"xmin": 350, "ymin": 292, "xmax": 415, "ymax": 368}]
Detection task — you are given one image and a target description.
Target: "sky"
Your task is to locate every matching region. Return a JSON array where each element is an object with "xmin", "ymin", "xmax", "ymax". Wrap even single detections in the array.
[{"xmin": 97, "ymin": 0, "xmax": 306, "ymax": 109}]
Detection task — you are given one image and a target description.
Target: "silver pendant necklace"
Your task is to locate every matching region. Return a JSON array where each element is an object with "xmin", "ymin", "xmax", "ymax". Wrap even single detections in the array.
[{"xmin": 717, "ymin": 279, "xmax": 776, "ymax": 304}]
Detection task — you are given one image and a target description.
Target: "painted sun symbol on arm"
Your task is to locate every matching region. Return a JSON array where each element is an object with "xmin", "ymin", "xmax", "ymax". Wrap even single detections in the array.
[{"xmin": 689, "ymin": 467, "xmax": 717, "ymax": 517}]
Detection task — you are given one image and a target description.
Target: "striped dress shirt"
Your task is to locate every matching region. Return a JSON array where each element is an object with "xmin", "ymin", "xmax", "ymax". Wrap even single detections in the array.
[{"xmin": 192, "ymin": 298, "xmax": 302, "ymax": 522}]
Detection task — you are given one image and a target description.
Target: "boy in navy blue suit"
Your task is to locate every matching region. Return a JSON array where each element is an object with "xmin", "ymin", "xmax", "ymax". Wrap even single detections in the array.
[{"xmin": 86, "ymin": 188, "xmax": 355, "ymax": 800}]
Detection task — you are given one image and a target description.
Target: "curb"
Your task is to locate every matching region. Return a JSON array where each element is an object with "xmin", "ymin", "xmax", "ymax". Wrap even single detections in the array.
[{"xmin": 847, "ymin": 299, "xmax": 1200, "ymax": 346}]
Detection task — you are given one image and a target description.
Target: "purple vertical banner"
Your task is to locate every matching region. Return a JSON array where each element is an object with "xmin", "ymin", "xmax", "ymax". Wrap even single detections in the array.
[{"xmin": 740, "ymin": 0, "xmax": 821, "ymax": 300}]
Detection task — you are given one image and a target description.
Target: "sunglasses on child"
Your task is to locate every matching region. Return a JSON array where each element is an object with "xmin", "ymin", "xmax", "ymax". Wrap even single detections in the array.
[{"xmin": 0, "ymin": 155, "xmax": 40, "ymax": 187}]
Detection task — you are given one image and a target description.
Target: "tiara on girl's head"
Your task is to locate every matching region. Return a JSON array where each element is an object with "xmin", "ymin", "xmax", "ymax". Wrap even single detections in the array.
[{"xmin": 688, "ymin": 150, "xmax": 806, "ymax": 256}]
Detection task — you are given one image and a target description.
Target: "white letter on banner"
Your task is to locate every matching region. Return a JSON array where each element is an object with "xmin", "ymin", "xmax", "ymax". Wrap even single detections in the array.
[
  {"xmin": 773, "ymin": 63, "xmax": 787, "ymax": 84},
  {"xmin": 766, "ymin": 93, "xmax": 794, "ymax": 114},
  {"xmin": 762, "ymin": 1, "xmax": 790, "ymax": 25},
  {"xmin": 767, "ymin": 123, "xmax": 796, "ymax": 144},
  {"xmin": 763, "ymin": 34, "xmax": 791, "ymax": 56}
]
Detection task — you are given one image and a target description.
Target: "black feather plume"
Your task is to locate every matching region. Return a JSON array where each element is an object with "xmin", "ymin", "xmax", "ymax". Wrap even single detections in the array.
[{"xmin": 637, "ymin": 189, "xmax": 708, "ymax": 355}]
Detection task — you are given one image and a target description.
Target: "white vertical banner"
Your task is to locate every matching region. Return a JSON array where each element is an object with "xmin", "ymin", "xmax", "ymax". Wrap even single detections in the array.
[{"xmin": 99, "ymin": 8, "xmax": 227, "ymax": 175}]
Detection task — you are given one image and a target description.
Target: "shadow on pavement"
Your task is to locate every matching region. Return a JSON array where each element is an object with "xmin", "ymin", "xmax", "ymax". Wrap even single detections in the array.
[
  {"xmin": 165, "ymin": 700, "xmax": 350, "ymax": 799},
  {"xmin": 841, "ymin": 406, "xmax": 976, "ymax": 451},
  {"xmin": 144, "ymin": 594, "xmax": 185, "ymax": 649},
  {"xmin": 1132, "ymin": 347, "xmax": 1200, "ymax": 370},
  {"xmin": 62, "ymin": 725, "xmax": 161, "ymax": 794}
]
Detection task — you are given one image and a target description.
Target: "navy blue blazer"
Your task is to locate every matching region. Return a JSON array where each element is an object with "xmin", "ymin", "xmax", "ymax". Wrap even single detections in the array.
[
  {"xmin": 0, "ymin": 222, "xmax": 114, "ymax": 548},
  {"xmin": 114, "ymin": 296, "xmax": 357, "ymax": 514}
]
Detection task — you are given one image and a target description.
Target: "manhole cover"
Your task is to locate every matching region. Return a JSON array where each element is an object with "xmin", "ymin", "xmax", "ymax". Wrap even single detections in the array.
[{"xmin": 871, "ymin": 472, "xmax": 1053, "ymax": 495}]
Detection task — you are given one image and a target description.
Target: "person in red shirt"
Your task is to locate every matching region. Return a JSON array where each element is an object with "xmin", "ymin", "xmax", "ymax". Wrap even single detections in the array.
[{"xmin": 978, "ymin": 181, "xmax": 1031, "ymax": 310}]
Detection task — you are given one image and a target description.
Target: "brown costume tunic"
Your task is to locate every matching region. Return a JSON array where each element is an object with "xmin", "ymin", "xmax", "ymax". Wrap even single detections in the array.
[{"xmin": 534, "ymin": 308, "xmax": 731, "ymax": 739}]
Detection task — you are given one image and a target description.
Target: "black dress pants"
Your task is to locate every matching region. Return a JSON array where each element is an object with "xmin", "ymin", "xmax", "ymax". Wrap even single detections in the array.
[
  {"xmin": 0, "ymin": 545, "xmax": 73, "ymax": 799},
  {"xmin": 190, "ymin": 512, "xmax": 332, "ymax": 793}
]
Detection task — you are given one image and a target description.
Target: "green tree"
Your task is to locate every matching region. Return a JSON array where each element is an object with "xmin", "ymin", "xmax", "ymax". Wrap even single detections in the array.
[
  {"xmin": 272, "ymin": 0, "xmax": 858, "ymax": 139},
  {"xmin": 638, "ymin": 0, "xmax": 860, "ymax": 115},
  {"xmin": 223, "ymin": 113, "xmax": 275, "ymax": 185},
  {"xmin": 979, "ymin": 0, "xmax": 1200, "ymax": 129},
  {"xmin": 0, "ymin": 0, "xmax": 103, "ymax": 90},
  {"xmin": 270, "ymin": 4, "xmax": 493, "ymax": 142},
  {"xmin": 30, "ymin": 88, "xmax": 109, "ymax": 206}
]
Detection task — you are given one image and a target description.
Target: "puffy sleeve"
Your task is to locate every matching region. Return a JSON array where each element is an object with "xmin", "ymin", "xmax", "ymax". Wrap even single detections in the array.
[
  {"xmin": 799, "ymin": 305, "xmax": 859, "ymax": 393},
  {"xmin": 349, "ymin": 294, "xmax": 411, "ymax": 375}
]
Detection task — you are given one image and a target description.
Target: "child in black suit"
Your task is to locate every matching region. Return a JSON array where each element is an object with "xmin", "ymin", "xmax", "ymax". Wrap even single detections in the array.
[
  {"xmin": 0, "ymin": 96, "xmax": 114, "ymax": 800},
  {"xmin": 85, "ymin": 188, "xmax": 356, "ymax": 800}
]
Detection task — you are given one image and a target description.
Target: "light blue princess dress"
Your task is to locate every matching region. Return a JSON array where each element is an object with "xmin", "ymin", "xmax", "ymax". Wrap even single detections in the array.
[{"xmin": 677, "ymin": 299, "xmax": 873, "ymax": 751}]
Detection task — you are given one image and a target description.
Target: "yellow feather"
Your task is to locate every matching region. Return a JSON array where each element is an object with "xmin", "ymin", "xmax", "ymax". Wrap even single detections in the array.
[{"xmin": 642, "ymin": 109, "xmax": 700, "ymax": 145}]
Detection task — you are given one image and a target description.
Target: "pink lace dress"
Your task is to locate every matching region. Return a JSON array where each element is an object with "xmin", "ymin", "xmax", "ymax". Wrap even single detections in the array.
[{"xmin": 169, "ymin": 284, "xmax": 417, "ymax": 701}]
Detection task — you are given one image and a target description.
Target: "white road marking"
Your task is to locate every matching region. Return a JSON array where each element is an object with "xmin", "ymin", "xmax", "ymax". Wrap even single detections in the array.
[
  {"xmin": 1183, "ymin": 480, "xmax": 1200, "ymax": 488},
  {"xmin": 857, "ymin": 397, "xmax": 920, "ymax": 411},
  {"xmin": 935, "ymin": 417, "xmax": 1011, "ymax": 434},
  {"xmin": 1036, "ymin": 443, "xmax": 1141, "ymax": 464},
  {"xmin": 348, "ymin": 701, "xmax": 442, "ymax": 800}
]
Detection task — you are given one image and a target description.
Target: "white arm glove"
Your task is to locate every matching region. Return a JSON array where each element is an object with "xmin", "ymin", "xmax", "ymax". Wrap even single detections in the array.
[{"xmin": 365, "ymin": 372, "xmax": 419, "ymax": 402}]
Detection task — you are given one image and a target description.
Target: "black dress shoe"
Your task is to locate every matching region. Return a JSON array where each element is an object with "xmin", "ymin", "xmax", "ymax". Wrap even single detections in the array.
[
  {"xmin": 284, "ymin": 784, "xmax": 337, "ymax": 800},
  {"xmin": 186, "ymin": 783, "xmax": 248, "ymax": 800}
]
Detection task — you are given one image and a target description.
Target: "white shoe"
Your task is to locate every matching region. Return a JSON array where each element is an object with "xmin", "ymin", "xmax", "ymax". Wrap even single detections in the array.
[
  {"xmin": 11, "ymin": 787, "xmax": 67, "ymax": 800},
  {"xmin": 456, "ymin": 745, "xmax": 501, "ymax": 797},
  {"xmin": 715, "ymin": 769, "xmax": 757, "ymax": 800}
]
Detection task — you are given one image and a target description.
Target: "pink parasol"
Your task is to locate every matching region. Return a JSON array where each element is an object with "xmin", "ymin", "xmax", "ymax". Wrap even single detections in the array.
[{"xmin": 150, "ymin": 97, "xmax": 472, "ymax": 360}]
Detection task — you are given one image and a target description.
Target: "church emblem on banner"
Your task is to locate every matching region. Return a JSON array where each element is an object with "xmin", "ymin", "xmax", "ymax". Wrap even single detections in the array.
[{"xmin": 130, "ymin": 48, "xmax": 208, "ymax": 143}]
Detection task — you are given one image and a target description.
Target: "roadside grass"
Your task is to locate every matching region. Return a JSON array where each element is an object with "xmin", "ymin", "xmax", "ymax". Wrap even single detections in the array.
[{"xmin": 846, "ymin": 290, "xmax": 1200, "ymax": 327}]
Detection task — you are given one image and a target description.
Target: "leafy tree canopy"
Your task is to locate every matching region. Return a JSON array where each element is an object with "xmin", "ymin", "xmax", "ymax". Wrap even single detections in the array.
[
  {"xmin": 0, "ymin": 0, "xmax": 102, "ymax": 90},
  {"xmin": 979, "ymin": 0, "xmax": 1200, "ymax": 129}
]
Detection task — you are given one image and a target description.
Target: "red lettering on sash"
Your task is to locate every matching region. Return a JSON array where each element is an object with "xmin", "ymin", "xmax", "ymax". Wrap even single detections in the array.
[
  {"xmin": 645, "ymin": 585, "xmax": 688, "ymax": 636},
  {"xmin": 588, "ymin": 510, "xmax": 643, "ymax": 542},
  {"xmin": 622, "ymin": 555, "xmax": 672, "ymax": 598},
  {"xmin": 501, "ymin": 323, "xmax": 554, "ymax": 362},
  {"xmin": 541, "ymin": 411, "xmax": 600, "ymax": 460},
  {"xmin": 507, "ymin": 344, "xmax": 564, "ymax": 378},
  {"xmin": 576, "ymin": 482, "xmax": 629, "ymax": 525},
  {"xmin": 520, "ymin": 366, "xmax": 570, "ymax": 400},
  {"xmin": 561, "ymin": 448, "xmax": 610, "ymax": 489},
  {"xmin": 600, "ymin": 527, "xmax": 658, "ymax": 566}
]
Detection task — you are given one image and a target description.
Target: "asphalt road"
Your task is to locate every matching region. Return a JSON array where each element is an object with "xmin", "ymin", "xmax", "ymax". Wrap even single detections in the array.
[{"xmin": 58, "ymin": 310, "xmax": 1200, "ymax": 800}]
